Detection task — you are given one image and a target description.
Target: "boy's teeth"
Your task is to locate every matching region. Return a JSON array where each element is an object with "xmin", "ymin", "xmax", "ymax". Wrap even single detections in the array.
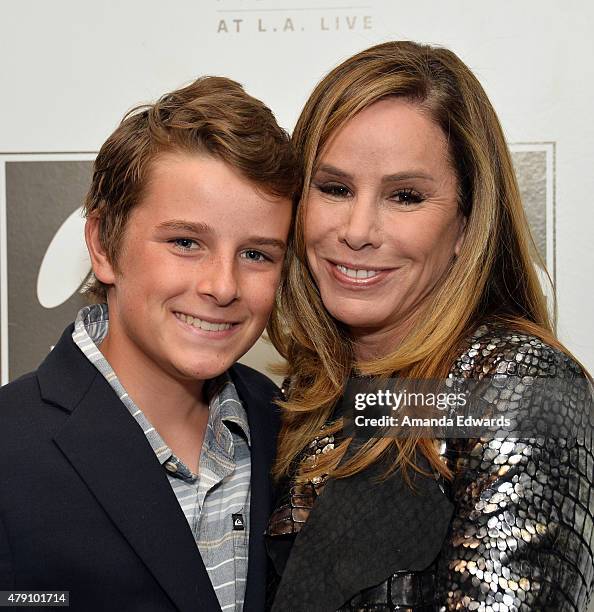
[
  {"xmin": 196, "ymin": 319, "xmax": 232, "ymax": 332},
  {"xmin": 176, "ymin": 312, "xmax": 232, "ymax": 331},
  {"xmin": 336, "ymin": 264, "xmax": 379, "ymax": 279}
]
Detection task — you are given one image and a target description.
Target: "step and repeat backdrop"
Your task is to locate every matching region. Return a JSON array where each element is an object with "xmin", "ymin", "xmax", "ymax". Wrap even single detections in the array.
[{"xmin": 1, "ymin": 0, "xmax": 593, "ymax": 386}]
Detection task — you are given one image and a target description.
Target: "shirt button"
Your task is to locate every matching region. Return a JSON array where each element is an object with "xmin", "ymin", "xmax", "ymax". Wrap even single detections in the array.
[{"xmin": 165, "ymin": 461, "xmax": 178, "ymax": 473}]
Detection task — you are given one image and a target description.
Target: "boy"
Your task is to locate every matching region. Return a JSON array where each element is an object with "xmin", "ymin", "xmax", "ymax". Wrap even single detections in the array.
[{"xmin": 0, "ymin": 76, "xmax": 297, "ymax": 611}]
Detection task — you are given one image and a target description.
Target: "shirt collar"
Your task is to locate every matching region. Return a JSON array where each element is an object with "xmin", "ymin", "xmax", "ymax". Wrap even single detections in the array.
[
  {"xmin": 74, "ymin": 303, "xmax": 109, "ymax": 345},
  {"xmin": 210, "ymin": 375, "xmax": 251, "ymax": 449}
]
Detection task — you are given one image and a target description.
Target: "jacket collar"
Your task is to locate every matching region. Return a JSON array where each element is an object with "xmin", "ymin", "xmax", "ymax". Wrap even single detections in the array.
[{"xmin": 37, "ymin": 324, "xmax": 98, "ymax": 413}]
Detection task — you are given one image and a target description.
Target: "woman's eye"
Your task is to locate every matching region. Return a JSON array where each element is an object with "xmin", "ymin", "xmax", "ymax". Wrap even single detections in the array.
[
  {"xmin": 170, "ymin": 238, "xmax": 199, "ymax": 251},
  {"xmin": 316, "ymin": 183, "xmax": 351, "ymax": 198},
  {"xmin": 392, "ymin": 189, "xmax": 424, "ymax": 205},
  {"xmin": 241, "ymin": 250, "xmax": 269, "ymax": 263}
]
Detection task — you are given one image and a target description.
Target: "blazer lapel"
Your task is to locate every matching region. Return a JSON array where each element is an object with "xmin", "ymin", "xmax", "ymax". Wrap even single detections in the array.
[
  {"xmin": 272, "ymin": 452, "xmax": 454, "ymax": 612},
  {"xmin": 39, "ymin": 327, "xmax": 221, "ymax": 612},
  {"xmin": 230, "ymin": 366, "xmax": 278, "ymax": 612}
]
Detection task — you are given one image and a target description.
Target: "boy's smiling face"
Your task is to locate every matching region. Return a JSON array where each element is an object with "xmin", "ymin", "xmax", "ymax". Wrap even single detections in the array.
[{"xmin": 87, "ymin": 152, "xmax": 292, "ymax": 383}]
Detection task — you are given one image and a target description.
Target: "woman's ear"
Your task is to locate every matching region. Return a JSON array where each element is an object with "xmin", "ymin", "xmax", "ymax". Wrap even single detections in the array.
[
  {"xmin": 85, "ymin": 216, "xmax": 116, "ymax": 285},
  {"xmin": 454, "ymin": 216, "xmax": 467, "ymax": 257}
]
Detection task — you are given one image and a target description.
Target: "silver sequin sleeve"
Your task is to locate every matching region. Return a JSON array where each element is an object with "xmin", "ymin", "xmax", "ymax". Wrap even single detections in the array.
[{"xmin": 438, "ymin": 328, "xmax": 594, "ymax": 611}]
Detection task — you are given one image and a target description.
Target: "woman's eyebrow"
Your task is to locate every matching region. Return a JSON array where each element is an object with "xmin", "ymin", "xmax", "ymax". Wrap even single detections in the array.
[
  {"xmin": 314, "ymin": 164, "xmax": 352, "ymax": 180},
  {"xmin": 382, "ymin": 171, "xmax": 436, "ymax": 182},
  {"xmin": 315, "ymin": 164, "xmax": 435, "ymax": 183}
]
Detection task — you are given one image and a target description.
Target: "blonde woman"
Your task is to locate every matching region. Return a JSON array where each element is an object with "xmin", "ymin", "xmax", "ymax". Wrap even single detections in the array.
[{"xmin": 265, "ymin": 41, "xmax": 594, "ymax": 611}]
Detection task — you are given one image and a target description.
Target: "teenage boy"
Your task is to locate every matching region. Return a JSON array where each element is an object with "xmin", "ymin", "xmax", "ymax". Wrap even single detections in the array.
[{"xmin": 0, "ymin": 76, "xmax": 297, "ymax": 611}]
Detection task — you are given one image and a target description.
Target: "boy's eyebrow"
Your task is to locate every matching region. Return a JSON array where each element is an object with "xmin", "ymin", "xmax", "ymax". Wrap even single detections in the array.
[
  {"xmin": 246, "ymin": 237, "xmax": 287, "ymax": 250},
  {"xmin": 156, "ymin": 220, "xmax": 212, "ymax": 233},
  {"xmin": 156, "ymin": 220, "xmax": 286, "ymax": 250}
]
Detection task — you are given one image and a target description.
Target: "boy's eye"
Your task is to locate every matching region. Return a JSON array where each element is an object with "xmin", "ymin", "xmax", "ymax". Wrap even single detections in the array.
[
  {"xmin": 170, "ymin": 238, "xmax": 199, "ymax": 251},
  {"xmin": 241, "ymin": 250, "xmax": 269, "ymax": 263}
]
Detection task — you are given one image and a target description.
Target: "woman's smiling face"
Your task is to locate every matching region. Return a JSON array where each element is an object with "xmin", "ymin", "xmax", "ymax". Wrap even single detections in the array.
[{"xmin": 304, "ymin": 97, "xmax": 466, "ymax": 357}]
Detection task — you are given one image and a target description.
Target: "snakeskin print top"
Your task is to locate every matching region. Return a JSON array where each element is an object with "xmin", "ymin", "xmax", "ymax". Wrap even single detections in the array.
[{"xmin": 266, "ymin": 324, "xmax": 594, "ymax": 611}]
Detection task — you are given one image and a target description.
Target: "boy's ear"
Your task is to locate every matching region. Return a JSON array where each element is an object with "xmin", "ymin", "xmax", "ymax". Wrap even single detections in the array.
[{"xmin": 85, "ymin": 216, "xmax": 116, "ymax": 285}]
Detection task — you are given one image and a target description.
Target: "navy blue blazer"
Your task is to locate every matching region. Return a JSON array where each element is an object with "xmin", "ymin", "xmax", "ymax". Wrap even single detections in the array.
[{"xmin": 0, "ymin": 324, "xmax": 280, "ymax": 612}]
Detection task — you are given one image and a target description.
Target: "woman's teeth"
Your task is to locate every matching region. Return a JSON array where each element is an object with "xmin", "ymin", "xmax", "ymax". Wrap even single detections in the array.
[
  {"xmin": 175, "ymin": 312, "xmax": 232, "ymax": 331},
  {"xmin": 336, "ymin": 264, "xmax": 379, "ymax": 279}
]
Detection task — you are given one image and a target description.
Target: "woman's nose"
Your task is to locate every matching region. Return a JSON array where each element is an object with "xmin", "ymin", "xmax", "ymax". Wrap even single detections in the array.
[{"xmin": 338, "ymin": 197, "xmax": 381, "ymax": 250}]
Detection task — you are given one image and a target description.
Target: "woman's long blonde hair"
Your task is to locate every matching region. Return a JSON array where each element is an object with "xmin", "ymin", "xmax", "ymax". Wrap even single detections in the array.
[{"xmin": 268, "ymin": 41, "xmax": 559, "ymax": 483}]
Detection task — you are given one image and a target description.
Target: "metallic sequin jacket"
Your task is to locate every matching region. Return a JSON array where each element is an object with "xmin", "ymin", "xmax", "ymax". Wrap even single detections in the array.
[{"xmin": 266, "ymin": 324, "xmax": 594, "ymax": 611}]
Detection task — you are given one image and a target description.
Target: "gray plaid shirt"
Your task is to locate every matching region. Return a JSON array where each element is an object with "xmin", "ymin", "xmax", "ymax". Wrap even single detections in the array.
[{"xmin": 72, "ymin": 304, "xmax": 251, "ymax": 611}]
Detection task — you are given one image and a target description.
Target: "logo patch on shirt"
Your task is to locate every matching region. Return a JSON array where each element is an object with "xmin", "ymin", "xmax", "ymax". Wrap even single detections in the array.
[{"xmin": 232, "ymin": 513, "xmax": 245, "ymax": 530}]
